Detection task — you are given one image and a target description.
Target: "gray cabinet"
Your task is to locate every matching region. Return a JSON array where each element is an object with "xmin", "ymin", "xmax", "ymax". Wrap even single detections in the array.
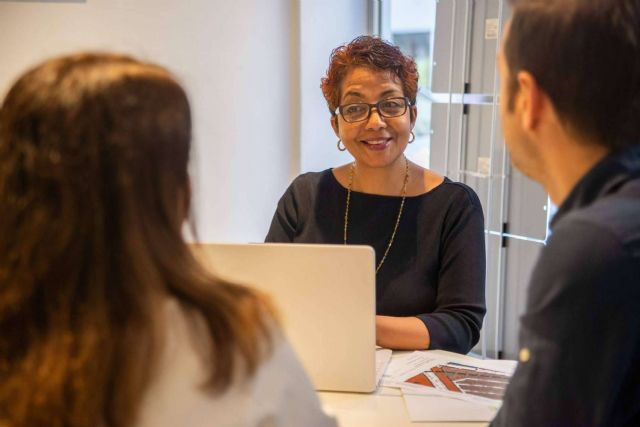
[{"xmin": 429, "ymin": 0, "xmax": 548, "ymax": 359}]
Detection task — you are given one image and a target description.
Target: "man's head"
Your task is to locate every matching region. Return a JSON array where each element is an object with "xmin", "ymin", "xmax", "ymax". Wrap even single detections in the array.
[{"xmin": 499, "ymin": 0, "xmax": 640, "ymax": 172}]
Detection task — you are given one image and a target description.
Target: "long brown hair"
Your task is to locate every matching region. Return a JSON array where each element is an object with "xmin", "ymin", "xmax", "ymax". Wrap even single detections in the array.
[{"xmin": 0, "ymin": 53, "xmax": 272, "ymax": 427}]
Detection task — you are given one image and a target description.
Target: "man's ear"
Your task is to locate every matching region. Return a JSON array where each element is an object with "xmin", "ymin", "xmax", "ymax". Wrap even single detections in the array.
[
  {"xmin": 331, "ymin": 115, "xmax": 340, "ymax": 138},
  {"xmin": 517, "ymin": 70, "xmax": 544, "ymax": 132}
]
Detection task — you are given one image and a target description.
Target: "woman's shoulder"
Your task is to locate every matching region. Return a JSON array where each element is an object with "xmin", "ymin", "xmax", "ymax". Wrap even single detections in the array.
[
  {"xmin": 139, "ymin": 298, "xmax": 333, "ymax": 427},
  {"xmin": 293, "ymin": 169, "xmax": 331, "ymax": 183},
  {"xmin": 409, "ymin": 174, "xmax": 483, "ymax": 220},
  {"xmin": 408, "ymin": 165, "xmax": 444, "ymax": 196},
  {"xmin": 248, "ymin": 332, "xmax": 337, "ymax": 426},
  {"xmin": 285, "ymin": 169, "xmax": 340, "ymax": 198},
  {"xmin": 290, "ymin": 169, "xmax": 334, "ymax": 187},
  {"xmin": 438, "ymin": 179, "xmax": 483, "ymax": 207},
  {"xmin": 409, "ymin": 164, "xmax": 480, "ymax": 206}
]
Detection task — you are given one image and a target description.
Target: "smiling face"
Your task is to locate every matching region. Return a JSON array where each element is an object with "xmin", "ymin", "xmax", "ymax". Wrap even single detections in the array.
[{"xmin": 331, "ymin": 66, "xmax": 416, "ymax": 170}]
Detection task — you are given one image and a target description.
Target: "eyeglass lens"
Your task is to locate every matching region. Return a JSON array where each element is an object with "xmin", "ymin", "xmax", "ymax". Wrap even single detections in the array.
[{"xmin": 340, "ymin": 98, "xmax": 408, "ymax": 122}]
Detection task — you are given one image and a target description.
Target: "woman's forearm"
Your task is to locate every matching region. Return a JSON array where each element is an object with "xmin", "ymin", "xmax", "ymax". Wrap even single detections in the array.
[{"xmin": 375, "ymin": 315, "xmax": 430, "ymax": 350}]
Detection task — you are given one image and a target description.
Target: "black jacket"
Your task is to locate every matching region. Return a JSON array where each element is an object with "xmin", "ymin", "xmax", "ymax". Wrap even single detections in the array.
[{"xmin": 492, "ymin": 145, "xmax": 640, "ymax": 427}]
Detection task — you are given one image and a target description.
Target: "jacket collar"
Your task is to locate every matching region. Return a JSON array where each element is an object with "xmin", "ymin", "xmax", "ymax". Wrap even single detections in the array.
[{"xmin": 550, "ymin": 144, "xmax": 640, "ymax": 228}]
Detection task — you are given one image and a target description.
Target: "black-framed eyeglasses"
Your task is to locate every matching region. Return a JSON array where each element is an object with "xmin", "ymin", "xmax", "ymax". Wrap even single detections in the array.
[{"xmin": 334, "ymin": 97, "xmax": 412, "ymax": 123}]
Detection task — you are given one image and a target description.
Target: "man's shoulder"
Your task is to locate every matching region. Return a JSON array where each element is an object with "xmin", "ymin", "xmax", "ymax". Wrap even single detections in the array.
[
  {"xmin": 533, "ymin": 181, "xmax": 640, "ymax": 299},
  {"xmin": 559, "ymin": 178, "xmax": 640, "ymax": 250}
]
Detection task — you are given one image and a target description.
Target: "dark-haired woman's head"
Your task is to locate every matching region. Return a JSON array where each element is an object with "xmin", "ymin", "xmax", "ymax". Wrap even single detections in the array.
[
  {"xmin": 321, "ymin": 35, "xmax": 419, "ymax": 115},
  {"xmin": 321, "ymin": 36, "xmax": 419, "ymax": 170}
]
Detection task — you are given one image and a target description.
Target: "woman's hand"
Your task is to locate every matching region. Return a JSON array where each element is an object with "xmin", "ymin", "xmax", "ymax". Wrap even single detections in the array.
[{"xmin": 375, "ymin": 315, "xmax": 430, "ymax": 350}]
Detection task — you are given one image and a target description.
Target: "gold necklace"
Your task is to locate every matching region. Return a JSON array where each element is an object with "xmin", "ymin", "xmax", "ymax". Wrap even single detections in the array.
[{"xmin": 343, "ymin": 156, "xmax": 409, "ymax": 274}]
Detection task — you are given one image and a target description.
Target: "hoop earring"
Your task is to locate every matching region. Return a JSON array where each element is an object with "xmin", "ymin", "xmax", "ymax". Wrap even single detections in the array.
[
  {"xmin": 337, "ymin": 139, "xmax": 347, "ymax": 152},
  {"xmin": 408, "ymin": 131, "xmax": 415, "ymax": 143}
]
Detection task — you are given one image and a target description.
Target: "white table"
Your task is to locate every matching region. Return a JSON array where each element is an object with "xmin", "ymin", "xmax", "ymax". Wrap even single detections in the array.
[
  {"xmin": 319, "ymin": 387, "xmax": 489, "ymax": 427},
  {"xmin": 318, "ymin": 350, "xmax": 495, "ymax": 427}
]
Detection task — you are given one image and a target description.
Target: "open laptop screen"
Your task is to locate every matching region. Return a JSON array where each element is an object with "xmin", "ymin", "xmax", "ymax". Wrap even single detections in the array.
[{"xmin": 192, "ymin": 243, "xmax": 377, "ymax": 392}]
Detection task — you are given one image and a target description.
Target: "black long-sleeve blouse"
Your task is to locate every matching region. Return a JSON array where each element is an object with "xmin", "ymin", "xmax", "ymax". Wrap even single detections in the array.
[{"xmin": 265, "ymin": 169, "xmax": 486, "ymax": 354}]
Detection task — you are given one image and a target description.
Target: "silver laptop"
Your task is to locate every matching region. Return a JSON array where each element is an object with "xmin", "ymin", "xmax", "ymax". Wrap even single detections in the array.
[{"xmin": 192, "ymin": 243, "xmax": 377, "ymax": 392}]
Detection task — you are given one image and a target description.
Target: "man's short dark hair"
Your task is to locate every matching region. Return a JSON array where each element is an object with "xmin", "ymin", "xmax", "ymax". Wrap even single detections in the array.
[{"xmin": 505, "ymin": 0, "xmax": 640, "ymax": 151}]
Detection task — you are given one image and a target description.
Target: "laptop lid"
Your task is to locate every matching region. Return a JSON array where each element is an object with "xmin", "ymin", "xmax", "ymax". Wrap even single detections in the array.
[{"xmin": 192, "ymin": 243, "xmax": 377, "ymax": 393}]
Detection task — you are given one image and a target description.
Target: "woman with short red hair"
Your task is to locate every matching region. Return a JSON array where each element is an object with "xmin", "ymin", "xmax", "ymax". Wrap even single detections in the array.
[{"xmin": 267, "ymin": 36, "xmax": 486, "ymax": 353}]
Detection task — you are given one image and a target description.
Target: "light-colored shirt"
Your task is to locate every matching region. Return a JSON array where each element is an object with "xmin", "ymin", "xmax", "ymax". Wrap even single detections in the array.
[{"xmin": 137, "ymin": 299, "xmax": 337, "ymax": 427}]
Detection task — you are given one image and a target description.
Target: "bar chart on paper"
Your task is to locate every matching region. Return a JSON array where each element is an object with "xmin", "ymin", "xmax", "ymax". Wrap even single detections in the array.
[{"xmin": 405, "ymin": 362, "xmax": 511, "ymax": 400}]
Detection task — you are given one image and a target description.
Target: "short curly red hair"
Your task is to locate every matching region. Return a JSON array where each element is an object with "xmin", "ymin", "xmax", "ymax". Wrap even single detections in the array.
[{"xmin": 321, "ymin": 35, "xmax": 419, "ymax": 115}]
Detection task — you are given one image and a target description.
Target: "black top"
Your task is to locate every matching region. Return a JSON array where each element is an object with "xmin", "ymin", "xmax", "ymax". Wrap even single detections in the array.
[
  {"xmin": 492, "ymin": 145, "xmax": 640, "ymax": 427},
  {"xmin": 265, "ymin": 169, "xmax": 486, "ymax": 354}
]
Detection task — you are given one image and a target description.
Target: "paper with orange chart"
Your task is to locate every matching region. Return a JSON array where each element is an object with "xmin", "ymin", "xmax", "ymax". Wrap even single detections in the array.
[{"xmin": 381, "ymin": 350, "xmax": 517, "ymax": 422}]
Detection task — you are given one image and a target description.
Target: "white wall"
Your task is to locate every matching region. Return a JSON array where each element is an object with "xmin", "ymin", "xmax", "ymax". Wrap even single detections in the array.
[
  {"xmin": 0, "ymin": 0, "xmax": 371, "ymax": 240},
  {"xmin": 390, "ymin": 0, "xmax": 436, "ymax": 33},
  {"xmin": 298, "ymin": 0, "xmax": 369, "ymax": 173},
  {"xmin": 0, "ymin": 0, "xmax": 294, "ymax": 242}
]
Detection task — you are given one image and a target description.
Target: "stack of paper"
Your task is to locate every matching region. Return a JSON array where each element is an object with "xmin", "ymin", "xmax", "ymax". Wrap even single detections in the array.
[
  {"xmin": 375, "ymin": 348, "xmax": 393, "ymax": 387},
  {"xmin": 381, "ymin": 350, "xmax": 517, "ymax": 422}
]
